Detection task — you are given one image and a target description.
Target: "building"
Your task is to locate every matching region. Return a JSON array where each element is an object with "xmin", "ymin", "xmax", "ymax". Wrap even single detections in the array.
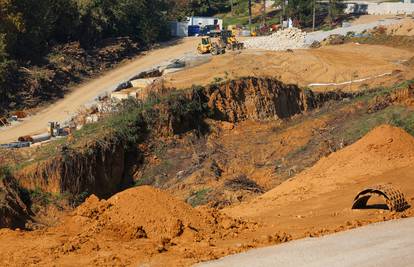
[{"xmin": 170, "ymin": 16, "xmax": 223, "ymax": 37}]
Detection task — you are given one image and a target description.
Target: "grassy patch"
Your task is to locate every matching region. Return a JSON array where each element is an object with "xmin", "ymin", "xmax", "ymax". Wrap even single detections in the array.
[
  {"xmin": 0, "ymin": 165, "xmax": 11, "ymax": 181},
  {"xmin": 186, "ymin": 188, "xmax": 211, "ymax": 207},
  {"xmin": 348, "ymin": 34, "xmax": 414, "ymax": 50},
  {"xmin": 135, "ymin": 160, "xmax": 173, "ymax": 187}
]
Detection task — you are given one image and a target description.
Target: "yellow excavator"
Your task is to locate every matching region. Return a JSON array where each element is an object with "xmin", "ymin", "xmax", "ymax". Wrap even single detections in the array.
[
  {"xmin": 197, "ymin": 31, "xmax": 244, "ymax": 55},
  {"xmin": 220, "ymin": 30, "xmax": 244, "ymax": 51},
  {"xmin": 197, "ymin": 36, "xmax": 225, "ymax": 55}
]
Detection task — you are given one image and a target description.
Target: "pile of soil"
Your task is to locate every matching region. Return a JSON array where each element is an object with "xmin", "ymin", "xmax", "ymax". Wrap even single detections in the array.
[
  {"xmin": 73, "ymin": 186, "xmax": 226, "ymax": 241},
  {"xmin": 228, "ymin": 124, "xmax": 414, "ymax": 218},
  {"xmin": 268, "ymin": 124, "xmax": 414, "ymax": 198},
  {"xmin": 61, "ymin": 186, "xmax": 253, "ymax": 246}
]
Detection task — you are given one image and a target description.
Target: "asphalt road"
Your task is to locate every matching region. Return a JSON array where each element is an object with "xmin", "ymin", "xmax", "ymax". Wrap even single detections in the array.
[{"xmin": 197, "ymin": 218, "xmax": 414, "ymax": 267}]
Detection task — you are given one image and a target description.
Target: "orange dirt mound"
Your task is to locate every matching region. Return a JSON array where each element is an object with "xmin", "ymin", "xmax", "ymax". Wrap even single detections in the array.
[
  {"xmin": 267, "ymin": 124, "xmax": 414, "ymax": 197},
  {"xmin": 75, "ymin": 186, "xmax": 211, "ymax": 240},
  {"xmin": 70, "ymin": 186, "xmax": 253, "ymax": 243},
  {"xmin": 227, "ymin": 124, "xmax": 414, "ymax": 217}
]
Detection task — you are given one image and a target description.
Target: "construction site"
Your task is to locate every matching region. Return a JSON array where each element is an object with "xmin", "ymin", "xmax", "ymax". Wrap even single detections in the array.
[{"xmin": 1, "ymin": 2, "xmax": 414, "ymax": 266}]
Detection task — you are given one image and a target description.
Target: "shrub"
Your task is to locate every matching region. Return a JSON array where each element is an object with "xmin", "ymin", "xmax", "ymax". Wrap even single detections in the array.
[{"xmin": 224, "ymin": 174, "xmax": 264, "ymax": 193}]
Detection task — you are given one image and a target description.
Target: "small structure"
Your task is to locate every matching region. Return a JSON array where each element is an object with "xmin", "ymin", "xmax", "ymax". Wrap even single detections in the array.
[{"xmin": 170, "ymin": 16, "xmax": 223, "ymax": 37}]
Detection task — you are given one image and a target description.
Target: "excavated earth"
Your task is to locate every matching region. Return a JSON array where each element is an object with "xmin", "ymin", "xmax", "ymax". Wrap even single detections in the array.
[
  {"xmin": 0, "ymin": 124, "xmax": 413, "ymax": 266},
  {"xmin": 0, "ymin": 79, "xmax": 414, "ymax": 266},
  {"xmin": 1, "ymin": 20, "xmax": 414, "ymax": 266}
]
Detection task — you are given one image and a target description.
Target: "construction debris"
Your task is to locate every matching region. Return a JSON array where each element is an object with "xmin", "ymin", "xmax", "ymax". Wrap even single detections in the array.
[
  {"xmin": 321, "ymin": 34, "xmax": 346, "ymax": 46},
  {"xmin": 352, "ymin": 184, "xmax": 410, "ymax": 212},
  {"xmin": 244, "ymin": 28, "xmax": 308, "ymax": 51}
]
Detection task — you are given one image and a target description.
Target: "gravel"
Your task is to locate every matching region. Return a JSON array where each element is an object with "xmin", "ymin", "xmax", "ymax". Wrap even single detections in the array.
[
  {"xmin": 305, "ymin": 18, "xmax": 400, "ymax": 44},
  {"xmin": 243, "ymin": 18, "xmax": 400, "ymax": 52},
  {"xmin": 244, "ymin": 28, "xmax": 307, "ymax": 51}
]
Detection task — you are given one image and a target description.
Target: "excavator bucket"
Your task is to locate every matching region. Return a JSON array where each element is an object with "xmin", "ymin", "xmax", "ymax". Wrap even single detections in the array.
[{"xmin": 352, "ymin": 184, "xmax": 410, "ymax": 212}]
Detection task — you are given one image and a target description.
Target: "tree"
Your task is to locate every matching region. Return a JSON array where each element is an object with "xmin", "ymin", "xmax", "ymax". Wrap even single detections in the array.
[
  {"xmin": 327, "ymin": 0, "xmax": 344, "ymax": 25},
  {"xmin": 248, "ymin": 0, "xmax": 252, "ymax": 29}
]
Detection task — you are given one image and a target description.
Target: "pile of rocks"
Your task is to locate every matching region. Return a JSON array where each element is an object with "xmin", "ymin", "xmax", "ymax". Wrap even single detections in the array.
[{"xmin": 244, "ymin": 28, "xmax": 308, "ymax": 51}]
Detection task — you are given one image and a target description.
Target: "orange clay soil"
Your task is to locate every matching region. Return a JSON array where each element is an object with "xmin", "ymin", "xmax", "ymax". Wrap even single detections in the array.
[
  {"xmin": 164, "ymin": 43, "xmax": 414, "ymax": 92},
  {"xmin": 225, "ymin": 124, "xmax": 414, "ymax": 232},
  {"xmin": 0, "ymin": 124, "xmax": 414, "ymax": 266}
]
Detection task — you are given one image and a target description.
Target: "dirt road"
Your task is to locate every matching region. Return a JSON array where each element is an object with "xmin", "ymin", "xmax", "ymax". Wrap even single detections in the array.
[
  {"xmin": 165, "ymin": 43, "xmax": 414, "ymax": 90},
  {"xmin": 0, "ymin": 38, "xmax": 199, "ymax": 144},
  {"xmin": 198, "ymin": 217, "xmax": 414, "ymax": 267}
]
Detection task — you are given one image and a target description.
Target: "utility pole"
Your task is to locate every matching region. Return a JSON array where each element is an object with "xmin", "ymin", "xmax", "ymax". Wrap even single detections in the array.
[
  {"xmin": 263, "ymin": 0, "xmax": 266, "ymax": 26},
  {"xmin": 312, "ymin": 0, "xmax": 316, "ymax": 31},
  {"xmin": 280, "ymin": 0, "xmax": 286, "ymax": 29},
  {"xmin": 248, "ymin": 0, "xmax": 252, "ymax": 30},
  {"xmin": 230, "ymin": 0, "xmax": 234, "ymax": 16}
]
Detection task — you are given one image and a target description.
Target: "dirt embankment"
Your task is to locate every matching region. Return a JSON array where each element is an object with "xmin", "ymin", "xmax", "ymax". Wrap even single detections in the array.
[
  {"xmin": 15, "ymin": 137, "xmax": 132, "ymax": 199},
  {"xmin": 1, "ymin": 125, "xmax": 414, "ymax": 266},
  {"xmin": 205, "ymin": 77, "xmax": 353, "ymax": 122},
  {"xmin": 12, "ymin": 77, "xmax": 353, "ymax": 203},
  {"xmin": 0, "ymin": 172, "xmax": 31, "ymax": 229},
  {"xmin": 226, "ymin": 124, "xmax": 414, "ymax": 222}
]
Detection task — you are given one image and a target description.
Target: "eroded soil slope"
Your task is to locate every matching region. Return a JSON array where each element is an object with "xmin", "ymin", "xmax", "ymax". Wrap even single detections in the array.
[
  {"xmin": 1, "ymin": 125, "xmax": 414, "ymax": 266},
  {"xmin": 226, "ymin": 125, "xmax": 414, "ymax": 234}
]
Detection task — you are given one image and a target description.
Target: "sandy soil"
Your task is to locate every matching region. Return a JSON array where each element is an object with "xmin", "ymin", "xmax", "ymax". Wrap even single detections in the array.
[
  {"xmin": 0, "ymin": 125, "xmax": 413, "ymax": 266},
  {"xmin": 0, "ymin": 38, "xmax": 200, "ymax": 144},
  {"xmin": 164, "ymin": 43, "xmax": 414, "ymax": 92}
]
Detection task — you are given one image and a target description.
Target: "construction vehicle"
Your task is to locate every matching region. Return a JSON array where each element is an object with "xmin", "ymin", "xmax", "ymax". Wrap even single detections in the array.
[
  {"xmin": 220, "ymin": 30, "xmax": 244, "ymax": 51},
  {"xmin": 197, "ymin": 37, "xmax": 225, "ymax": 56}
]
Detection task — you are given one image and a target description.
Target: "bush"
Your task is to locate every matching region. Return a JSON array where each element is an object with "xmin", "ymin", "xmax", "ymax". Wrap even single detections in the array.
[
  {"xmin": 0, "ymin": 165, "xmax": 12, "ymax": 181},
  {"xmin": 224, "ymin": 174, "xmax": 264, "ymax": 193}
]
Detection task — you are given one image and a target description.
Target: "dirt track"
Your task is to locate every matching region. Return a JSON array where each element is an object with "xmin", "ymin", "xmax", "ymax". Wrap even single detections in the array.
[
  {"xmin": 0, "ymin": 38, "xmax": 199, "ymax": 144},
  {"xmin": 165, "ymin": 43, "xmax": 414, "ymax": 91}
]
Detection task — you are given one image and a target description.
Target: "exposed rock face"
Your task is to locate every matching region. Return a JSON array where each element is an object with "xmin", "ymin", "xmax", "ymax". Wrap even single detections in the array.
[
  {"xmin": 205, "ymin": 77, "xmax": 352, "ymax": 123},
  {"xmin": 0, "ymin": 173, "xmax": 31, "ymax": 229}
]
